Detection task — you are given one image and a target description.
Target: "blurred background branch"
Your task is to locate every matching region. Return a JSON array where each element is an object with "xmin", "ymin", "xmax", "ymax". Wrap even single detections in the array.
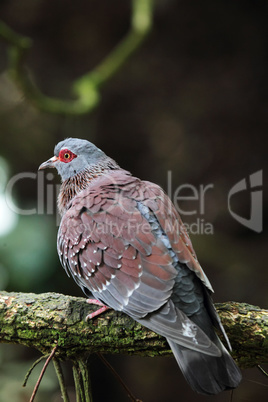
[
  {"xmin": 0, "ymin": 291, "xmax": 267, "ymax": 369},
  {"xmin": 0, "ymin": 0, "xmax": 153, "ymax": 115}
]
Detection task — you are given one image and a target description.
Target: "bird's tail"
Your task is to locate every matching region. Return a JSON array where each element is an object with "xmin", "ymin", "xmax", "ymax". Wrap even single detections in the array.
[{"xmin": 167, "ymin": 338, "xmax": 242, "ymax": 395}]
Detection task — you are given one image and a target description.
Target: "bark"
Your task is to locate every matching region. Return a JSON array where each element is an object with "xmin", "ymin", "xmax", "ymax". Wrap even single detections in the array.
[{"xmin": 0, "ymin": 291, "xmax": 267, "ymax": 369}]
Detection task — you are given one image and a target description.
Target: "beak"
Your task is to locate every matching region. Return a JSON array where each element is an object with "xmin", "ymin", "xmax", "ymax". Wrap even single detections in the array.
[{"xmin": 38, "ymin": 156, "xmax": 59, "ymax": 170}]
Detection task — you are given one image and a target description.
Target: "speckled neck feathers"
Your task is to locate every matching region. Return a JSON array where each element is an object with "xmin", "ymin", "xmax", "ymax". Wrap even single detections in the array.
[{"xmin": 58, "ymin": 157, "xmax": 120, "ymax": 215}]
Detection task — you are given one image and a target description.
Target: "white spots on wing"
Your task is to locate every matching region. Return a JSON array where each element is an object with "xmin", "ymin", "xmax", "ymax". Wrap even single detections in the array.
[
  {"xmin": 99, "ymin": 279, "xmax": 110, "ymax": 292},
  {"xmin": 138, "ymin": 264, "xmax": 142, "ymax": 269},
  {"xmin": 182, "ymin": 321, "xmax": 198, "ymax": 344},
  {"xmin": 93, "ymin": 249, "xmax": 97, "ymax": 254},
  {"xmin": 125, "ymin": 288, "xmax": 134, "ymax": 297},
  {"xmin": 83, "ymin": 263, "xmax": 87, "ymax": 267},
  {"xmin": 72, "ymin": 236, "xmax": 79, "ymax": 245},
  {"xmin": 117, "ymin": 264, "xmax": 122, "ymax": 268}
]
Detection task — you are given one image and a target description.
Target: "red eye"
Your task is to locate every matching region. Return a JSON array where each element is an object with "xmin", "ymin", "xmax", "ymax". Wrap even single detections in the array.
[{"xmin": 58, "ymin": 149, "xmax": 77, "ymax": 163}]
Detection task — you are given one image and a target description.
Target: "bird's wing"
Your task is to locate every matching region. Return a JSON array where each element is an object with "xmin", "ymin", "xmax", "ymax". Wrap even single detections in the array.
[
  {"xmin": 139, "ymin": 180, "xmax": 213, "ymax": 291},
  {"xmin": 57, "ymin": 172, "xmax": 178, "ymax": 313},
  {"xmin": 57, "ymin": 171, "xmax": 219, "ymax": 354}
]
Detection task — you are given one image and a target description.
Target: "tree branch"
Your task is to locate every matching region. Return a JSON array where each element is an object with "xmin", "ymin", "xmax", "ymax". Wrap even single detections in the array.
[
  {"xmin": 0, "ymin": 0, "xmax": 154, "ymax": 115},
  {"xmin": 0, "ymin": 291, "xmax": 267, "ymax": 369}
]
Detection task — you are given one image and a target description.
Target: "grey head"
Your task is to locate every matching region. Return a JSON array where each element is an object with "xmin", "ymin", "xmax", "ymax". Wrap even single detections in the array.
[{"xmin": 39, "ymin": 138, "xmax": 108, "ymax": 180}]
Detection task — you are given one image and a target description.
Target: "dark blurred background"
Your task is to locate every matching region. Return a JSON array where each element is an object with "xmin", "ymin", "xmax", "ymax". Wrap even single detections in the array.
[{"xmin": 0, "ymin": 0, "xmax": 267, "ymax": 401}]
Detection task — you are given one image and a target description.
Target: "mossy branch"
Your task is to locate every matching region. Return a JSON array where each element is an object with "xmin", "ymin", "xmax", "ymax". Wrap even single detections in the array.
[
  {"xmin": 0, "ymin": 291, "xmax": 267, "ymax": 369},
  {"xmin": 0, "ymin": 0, "xmax": 154, "ymax": 115}
]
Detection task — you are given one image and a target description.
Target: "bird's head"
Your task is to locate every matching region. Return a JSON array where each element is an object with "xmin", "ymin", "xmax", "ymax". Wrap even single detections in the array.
[{"xmin": 39, "ymin": 138, "xmax": 107, "ymax": 180}]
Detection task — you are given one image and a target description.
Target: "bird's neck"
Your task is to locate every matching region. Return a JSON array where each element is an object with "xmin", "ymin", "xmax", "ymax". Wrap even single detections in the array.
[{"xmin": 57, "ymin": 158, "xmax": 119, "ymax": 215}]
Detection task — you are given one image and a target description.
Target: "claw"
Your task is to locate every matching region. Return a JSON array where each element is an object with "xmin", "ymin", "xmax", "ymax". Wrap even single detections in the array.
[{"xmin": 86, "ymin": 299, "xmax": 110, "ymax": 320}]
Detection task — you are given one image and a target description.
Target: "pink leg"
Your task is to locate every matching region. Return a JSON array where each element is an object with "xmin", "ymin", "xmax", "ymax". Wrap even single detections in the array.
[{"xmin": 86, "ymin": 299, "xmax": 110, "ymax": 320}]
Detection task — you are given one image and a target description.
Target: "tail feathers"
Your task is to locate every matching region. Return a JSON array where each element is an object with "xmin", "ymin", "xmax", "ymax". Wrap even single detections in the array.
[{"xmin": 167, "ymin": 339, "xmax": 242, "ymax": 395}]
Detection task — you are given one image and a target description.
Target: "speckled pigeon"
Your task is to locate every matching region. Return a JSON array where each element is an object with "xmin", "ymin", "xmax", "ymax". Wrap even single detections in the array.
[{"xmin": 39, "ymin": 138, "xmax": 241, "ymax": 395}]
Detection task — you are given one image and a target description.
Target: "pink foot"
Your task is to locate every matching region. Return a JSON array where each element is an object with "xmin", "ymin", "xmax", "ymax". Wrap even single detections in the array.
[{"xmin": 86, "ymin": 299, "xmax": 110, "ymax": 320}]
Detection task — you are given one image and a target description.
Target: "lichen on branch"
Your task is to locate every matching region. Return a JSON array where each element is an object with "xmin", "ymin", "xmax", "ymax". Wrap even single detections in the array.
[{"xmin": 0, "ymin": 291, "xmax": 267, "ymax": 369}]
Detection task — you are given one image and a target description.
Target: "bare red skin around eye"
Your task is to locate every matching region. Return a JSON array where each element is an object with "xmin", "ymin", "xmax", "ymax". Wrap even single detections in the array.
[{"xmin": 58, "ymin": 149, "xmax": 77, "ymax": 163}]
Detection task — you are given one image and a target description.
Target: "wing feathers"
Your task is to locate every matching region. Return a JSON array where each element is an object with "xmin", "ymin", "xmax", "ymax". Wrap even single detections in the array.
[
  {"xmin": 57, "ymin": 171, "xmax": 228, "ymax": 357},
  {"xmin": 137, "ymin": 300, "xmax": 221, "ymax": 356}
]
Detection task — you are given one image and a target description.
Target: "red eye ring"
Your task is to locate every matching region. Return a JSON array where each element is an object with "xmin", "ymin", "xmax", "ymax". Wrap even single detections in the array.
[{"xmin": 58, "ymin": 149, "xmax": 77, "ymax": 163}]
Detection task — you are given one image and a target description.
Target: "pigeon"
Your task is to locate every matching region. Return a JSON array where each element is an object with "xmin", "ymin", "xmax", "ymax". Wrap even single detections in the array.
[{"xmin": 39, "ymin": 137, "xmax": 242, "ymax": 395}]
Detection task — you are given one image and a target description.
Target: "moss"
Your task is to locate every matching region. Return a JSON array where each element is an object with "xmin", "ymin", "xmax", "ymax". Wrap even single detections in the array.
[{"xmin": 1, "ymin": 292, "xmax": 268, "ymax": 367}]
